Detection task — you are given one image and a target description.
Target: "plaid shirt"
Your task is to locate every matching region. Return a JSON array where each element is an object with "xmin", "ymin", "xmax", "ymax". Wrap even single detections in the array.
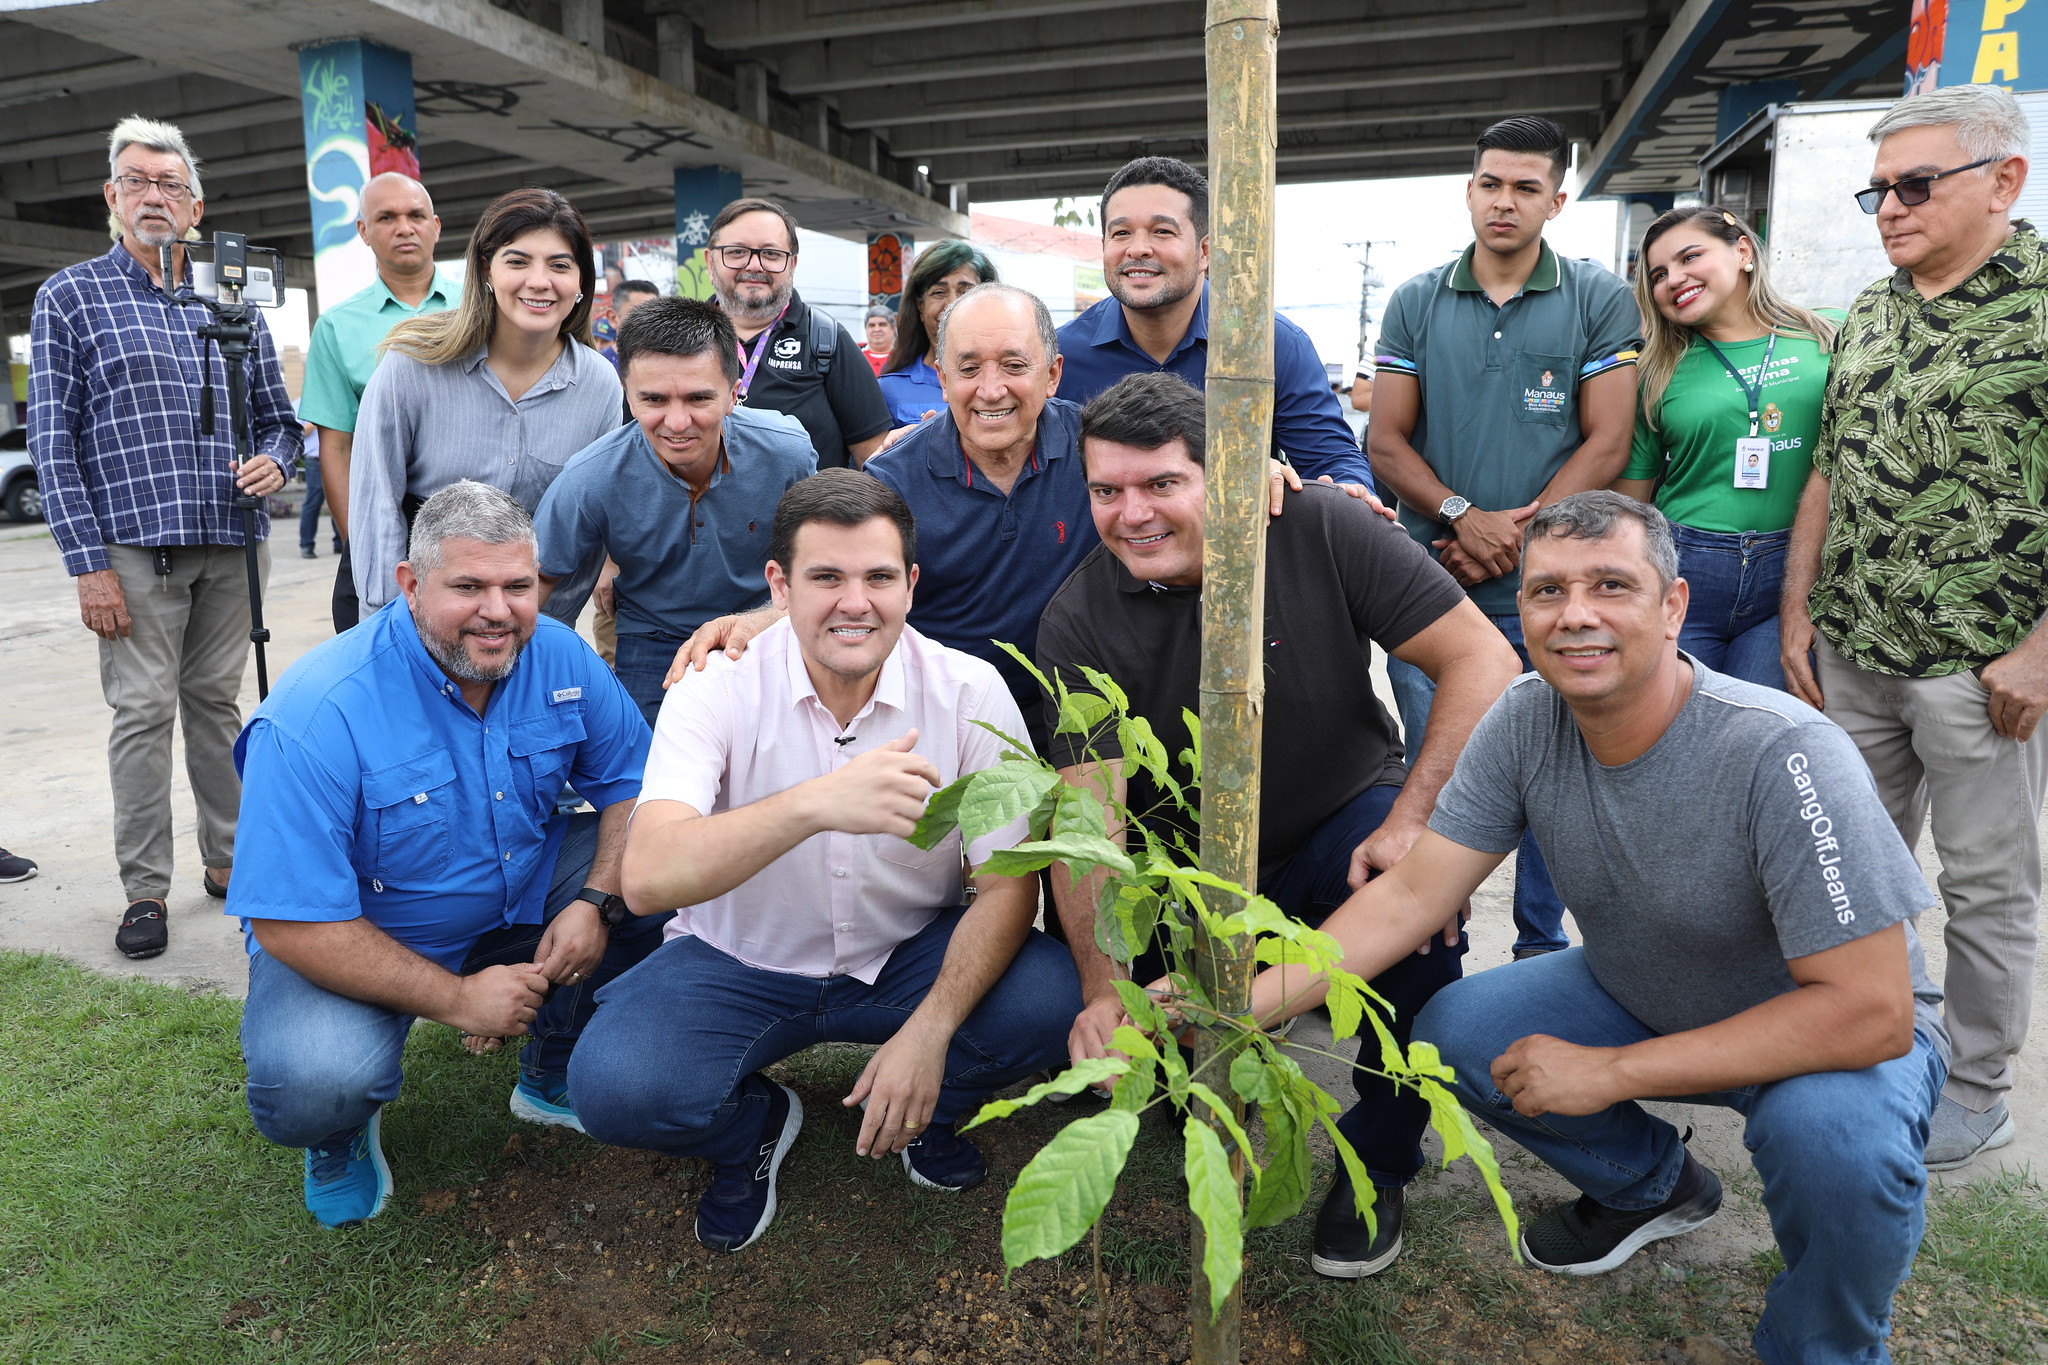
[{"xmin": 29, "ymin": 244, "xmax": 299, "ymax": 577}]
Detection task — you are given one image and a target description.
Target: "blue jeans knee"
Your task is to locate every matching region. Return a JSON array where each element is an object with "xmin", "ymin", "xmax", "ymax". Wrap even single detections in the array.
[{"xmin": 241, "ymin": 946, "xmax": 412, "ymax": 1149}]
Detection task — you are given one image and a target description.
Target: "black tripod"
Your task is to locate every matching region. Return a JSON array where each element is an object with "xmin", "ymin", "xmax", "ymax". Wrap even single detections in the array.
[{"xmin": 164, "ymin": 234, "xmax": 274, "ymax": 699}]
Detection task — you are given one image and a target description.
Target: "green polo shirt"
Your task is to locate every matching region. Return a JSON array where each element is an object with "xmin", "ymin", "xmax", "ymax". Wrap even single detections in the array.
[
  {"xmin": 1811, "ymin": 222, "xmax": 2048, "ymax": 678},
  {"xmin": 1376, "ymin": 241, "xmax": 1642, "ymax": 614},
  {"xmin": 297, "ymin": 267, "xmax": 458, "ymax": 433}
]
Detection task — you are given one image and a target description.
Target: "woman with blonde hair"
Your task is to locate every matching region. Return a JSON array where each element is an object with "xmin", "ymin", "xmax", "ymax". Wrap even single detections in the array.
[
  {"xmin": 1615, "ymin": 205, "xmax": 1840, "ymax": 689},
  {"xmin": 349, "ymin": 187, "xmax": 621, "ymax": 623}
]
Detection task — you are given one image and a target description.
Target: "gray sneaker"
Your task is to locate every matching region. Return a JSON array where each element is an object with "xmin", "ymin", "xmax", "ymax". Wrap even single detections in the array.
[{"xmin": 1924, "ymin": 1095, "xmax": 2015, "ymax": 1171}]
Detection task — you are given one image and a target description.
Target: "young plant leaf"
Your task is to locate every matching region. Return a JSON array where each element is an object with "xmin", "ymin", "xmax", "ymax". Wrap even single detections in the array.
[
  {"xmin": 1316, "ymin": 1113, "xmax": 1379, "ymax": 1240},
  {"xmin": 908, "ymin": 775, "xmax": 970, "ymax": 850},
  {"xmin": 1000, "ymin": 1110, "xmax": 1141, "ymax": 1269},
  {"xmin": 1184, "ymin": 1081, "xmax": 1261, "ymax": 1174},
  {"xmin": 977, "ymin": 833, "xmax": 1134, "ymax": 880},
  {"xmin": 1247, "ymin": 1094, "xmax": 1311, "ymax": 1228},
  {"xmin": 1183, "ymin": 1116, "xmax": 1245, "ymax": 1321},
  {"xmin": 964, "ymin": 1057, "xmax": 1131, "ymax": 1130},
  {"xmin": 955, "ymin": 763, "xmax": 1062, "ymax": 843}
]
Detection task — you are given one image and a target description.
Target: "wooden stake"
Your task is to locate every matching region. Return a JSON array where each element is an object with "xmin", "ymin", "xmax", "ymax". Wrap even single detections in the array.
[{"xmin": 1192, "ymin": 2, "xmax": 1276, "ymax": 1362}]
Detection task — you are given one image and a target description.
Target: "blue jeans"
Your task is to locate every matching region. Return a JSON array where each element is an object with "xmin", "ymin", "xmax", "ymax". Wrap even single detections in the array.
[
  {"xmin": 613, "ymin": 630, "xmax": 686, "ymax": 728},
  {"xmin": 1386, "ymin": 612, "xmax": 1569, "ymax": 953},
  {"xmin": 1416, "ymin": 949, "xmax": 1944, "ymax": 1365},
  {"xmin": 298, "ymin": 457, "xmax": 340, "ymax": 553},
  {"xmin": 570, "ymin": 908, "xmax": 1080, "ymax": 1166},
  {"xmin": 1259, "ymin": 783, "xmax": 1467, "ymax": 1187},
  {"xmin": 1672, "ymin": 525, "xmax": 1790, "ymax": 690},
  {"xmin": 239, "ymin": 812, "xmax": 671, "ymax": 1150}
]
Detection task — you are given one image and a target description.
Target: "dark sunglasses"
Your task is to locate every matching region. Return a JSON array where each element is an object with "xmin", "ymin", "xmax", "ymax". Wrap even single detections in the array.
[{"xmin": 1854, "ymin": 158, "xmax": 1997, "ymax": 214}]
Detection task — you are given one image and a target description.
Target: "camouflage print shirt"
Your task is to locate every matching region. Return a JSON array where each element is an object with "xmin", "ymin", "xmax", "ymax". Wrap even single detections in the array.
[{"xmin": 1811, "ymin": 220, "xmax": 2048, "ymax": 678}]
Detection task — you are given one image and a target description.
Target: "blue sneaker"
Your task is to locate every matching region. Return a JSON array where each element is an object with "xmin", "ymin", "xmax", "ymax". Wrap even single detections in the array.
[
  {"xmin": 303, "ymin": 1108, "xmax": 392, "ymax": 1229},
  {"xmin": 510, "ymin": 1072, "xmax": 586, "ymax": 1134},
  {"xmin": 696, "ymin": 1082, "xmax": 802, "ymax": 1252},
  {"xmin": 902, "ymin": 1120, "xmax": 988, "ymax": 1191}
]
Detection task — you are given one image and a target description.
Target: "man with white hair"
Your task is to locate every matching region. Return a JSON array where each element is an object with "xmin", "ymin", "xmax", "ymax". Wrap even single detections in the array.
[
  {"xmin": 27, "ymin": 116, "xmax": 298, "ymax": 960},
  {"xmin": 299, "ymin": 171, "xmax": 454, "ymax": 632},
  {"xmin": 1782, "ymin": 82, "xmax": 2048, "ymax": 1169}
]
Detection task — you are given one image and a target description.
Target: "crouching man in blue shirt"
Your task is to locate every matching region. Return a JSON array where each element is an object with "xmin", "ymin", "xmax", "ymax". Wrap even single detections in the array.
[{"xmin": 228, "ymin": 481, "xmax": 662, "ymax": 1228}]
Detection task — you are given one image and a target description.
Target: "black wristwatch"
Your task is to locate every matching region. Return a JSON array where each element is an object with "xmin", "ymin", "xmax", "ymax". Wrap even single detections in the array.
[{"xmin": 572, "ymin": 887, "xmax": 632, "ymax": 928}]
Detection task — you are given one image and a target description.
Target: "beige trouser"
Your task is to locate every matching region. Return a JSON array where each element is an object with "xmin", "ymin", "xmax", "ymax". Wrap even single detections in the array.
[
  {"xmin": 98, "ymin": 542, "xmax": 268, "ymax": 903},
  {"xmin": 1817, "ymin": 636, "xmax": 2048, "ymax": 1110}
]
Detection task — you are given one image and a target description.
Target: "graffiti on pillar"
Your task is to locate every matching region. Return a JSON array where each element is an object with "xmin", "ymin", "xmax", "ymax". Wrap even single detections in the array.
[
  {"xmin": 366, "ymin": 103, "xmax": 421, "ymax": 179},
  {"xmin": 302, "ymin": 55, "xmax": 368, "ymax": 259},
  {"xmin": 867, "ymin": 232, "xmax": 910, "ymax": 314},
  {"xmin": 1906, "ymin": 0, "xmax": 1947, "ymax": 94},
  {"xmin": 300, "ymin": 40, "xmax": 419, "ymax": 305},
  {"xmin": 675, "ymin": 167, "xmax": 742, "ymax": 302}
]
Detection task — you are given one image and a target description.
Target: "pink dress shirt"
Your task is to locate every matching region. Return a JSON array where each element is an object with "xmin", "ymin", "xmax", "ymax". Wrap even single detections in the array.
[{"xmin": 638, "ymin": 619, "xmax": 1035, "ymax": 982}]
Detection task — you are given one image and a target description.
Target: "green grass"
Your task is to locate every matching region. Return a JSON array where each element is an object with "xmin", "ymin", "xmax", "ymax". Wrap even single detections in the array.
[
  {"xmin": 1920, "ymin": 1167, "xmax": 2048, "ymax": 1299},
  {"xmin": 0, "ymin": 950, "xmax": 519, "ymax": 1364}
]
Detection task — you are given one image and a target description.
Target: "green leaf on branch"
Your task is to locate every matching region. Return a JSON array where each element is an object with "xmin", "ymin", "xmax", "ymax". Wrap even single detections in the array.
[
  {"xmin": 1000, "ymin": 1110, "xmax": 1140, "ymax": 1270},
  {"xmin": 1074, "ymin": 663, "xmax": 1130, "ymax": 713},
  {"xmin": 1057, "ymin": 689, "xmax": 1114, "ymax": 738},
  {"xmin": 1112, "ymin": 980, "xmax": 1170, "ymax": 1035},
  {"xmin": 955, "ymin": 763, "xmax": 1062, "ymax": 843},
  {"xmin": 1316, "ymin": 1115, "xmax": 1379, "ymax": 1241},
  {"xmin": 1185, "ymin": 1082, "xmax": 1260, "ymax": 1174},
  {"xmin": 1247, "ymin": 1094, "xmax": 1311, "ymax": 1228},
  {"xmin": 1050, "ymin": 783, "xmax": 1110, "ymax": 841},
  {"xmin": 977, "ymin": 834, "xmax": 1135, "ymax": 880},
  {"xmin": 966, "ymin": 717, "xmax": 1037, "ymax": 763},
  {"xmin": 909, "ymin": 777, "xmax": 969, "ymax": 850},
  {"xmin": 1229, "ymin": 1047, "xmax": 1278, "ymax": 1105},
  {"xmin": 1183, "ymin": 1116, "xmax": 1245, "ymax": 1321},
  {"xmin": 1103, "ymin": 884, "xmax": 1163, "ymax": 964},
  {"xmin": 964, "ymin": 1057, "xmax": 1131, "ymax": 1130},
  {"xmin": 993, "ymin": 640, "xmax": 1058, "ymax": 699},
  {"xmin": 1180, "ymin": 707, "xmax": 1201, "ymax": 778}
]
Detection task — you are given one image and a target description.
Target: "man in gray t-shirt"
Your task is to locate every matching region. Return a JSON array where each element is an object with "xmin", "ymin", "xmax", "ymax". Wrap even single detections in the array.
[{"xmin": 1240, "ymin": 492, "xmax": 1945, "ymax": 1365}]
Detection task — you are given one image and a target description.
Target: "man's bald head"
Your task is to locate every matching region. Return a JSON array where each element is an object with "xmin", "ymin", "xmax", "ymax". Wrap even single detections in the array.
[{"xmin": 357, "ymin": 173, "xmax": 441, "ymax": 276}]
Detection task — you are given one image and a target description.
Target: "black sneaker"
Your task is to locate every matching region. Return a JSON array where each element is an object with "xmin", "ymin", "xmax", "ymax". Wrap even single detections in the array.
[
  {"xmin": 1521, "ymin": 1150, "xmax": 1722, "ymax": 1275},
  {"xmin": 115, "ymin": 900, "xmax": 167, "ymax": 958},
  {"xmin": 695, "ymin": 1082, "xmax": 801, "ymax": 1253},
  {"xmin": 901, "ymin": 1120, "xmax": 989, "ymax": 1191},
  {"xmin": 0, "ymin": 848, "xmax": 37, "ymax": 883},
  {"xmin": 1311, "ymin": 1171, "xmax": 1402, "ymax": 1278}
]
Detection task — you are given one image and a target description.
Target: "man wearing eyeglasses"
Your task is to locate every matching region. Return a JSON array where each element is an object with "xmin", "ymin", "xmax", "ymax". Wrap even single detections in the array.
[
  {"xmin": 1782, "ymin": 82, "xmax": 2048, "ymax": 1173},
  {"xmin": 703, "ymin": 198, "xmax": 894, "ymax": 470},
  {"xmin": 27, "ymin": 116, "xmax": 298, "ymax": 961}
]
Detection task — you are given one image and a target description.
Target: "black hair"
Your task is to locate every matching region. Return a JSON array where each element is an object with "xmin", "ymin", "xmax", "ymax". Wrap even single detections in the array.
[
  {"xmin": 615, "ymin": 278, "xmax": 661, "ymax": 302},
  {"xmin": 1078, "ymin": 371, "xmax": 1206, "ymax": 470},
  {"xmin": 1473, "ymin": 115, "xmax": 1571, "ymax": 185},
  {"xmin": 616, "ymin": 296, "xmax": 742, "ymax": 382},
  {"xmin": 769, "ymin": 469, "xmax": 917, "ymax": 573},
  {"xmin": 709, "ymin": 196, "xmax": 802, "ymax": 253},
  {"xmin": 1099, "ymin": 156, "xmax": 1209, "ymax": 238},
  {"xmin": 1524, "ymin": 490, "xmax": 1679, "ymax": 588}
]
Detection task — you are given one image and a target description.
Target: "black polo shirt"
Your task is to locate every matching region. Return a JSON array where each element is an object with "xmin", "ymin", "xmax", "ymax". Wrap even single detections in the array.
[
  {"xmin": 1036, "ymin": 484, "xmax": 1465, "ymax": 876},
  {"xmin": 740, "ymin": 289, "xmax": 894, "ymax": 468}
]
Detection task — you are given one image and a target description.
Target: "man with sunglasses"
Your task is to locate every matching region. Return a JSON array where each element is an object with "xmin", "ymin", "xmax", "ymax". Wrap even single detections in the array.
[
  {"xmin": 1783, "ymin": 82, "xmax": 2048, "ymax": 1173},
  {"xmin": 28, "ymin": 116, "xmax": 298, "ymax": 961},
  {"xmin": 704, "ymin": 198, "xmax": 894, "ymax": 470}
]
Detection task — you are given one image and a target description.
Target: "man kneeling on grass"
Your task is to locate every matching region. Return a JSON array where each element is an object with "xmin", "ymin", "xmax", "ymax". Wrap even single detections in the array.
[
  {"xmin": 570, "ymin": 470, "xmax": 1079, "ymax": 1252},
  {"xmin": 1238, "ymin": 491, "xmax": 1946, "ymax": 1365},
  {"xmin": 230, "ymin": 481, "xmax": 662, "ymax": 1228}
]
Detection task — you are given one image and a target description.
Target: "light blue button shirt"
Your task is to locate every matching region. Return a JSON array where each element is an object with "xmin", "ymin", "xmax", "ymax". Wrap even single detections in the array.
[{"xmin": 227, "ymin": 603, "xmax": 648, "ymax": 971}]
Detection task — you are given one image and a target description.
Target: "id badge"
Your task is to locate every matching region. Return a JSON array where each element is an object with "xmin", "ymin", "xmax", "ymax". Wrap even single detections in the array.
[{"xmin": 1734, "ymin": 437, "xmax": 1770, "ymax": 489}]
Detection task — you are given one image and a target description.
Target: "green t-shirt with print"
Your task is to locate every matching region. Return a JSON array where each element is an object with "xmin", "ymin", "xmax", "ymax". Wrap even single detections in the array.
[{"xmin": 1623, "ymin": 314, "xmax": 1841, "ymax": 534}]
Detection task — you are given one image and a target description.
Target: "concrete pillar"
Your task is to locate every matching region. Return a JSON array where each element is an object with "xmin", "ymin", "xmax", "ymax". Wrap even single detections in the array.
[
  {"xmin": 735, "ymin": 61, "xmax": 770, "ymax": 124},
  {"xmin": 297, "ymin": 40, "xmax": 418, "ymax": 308},
  {"xmin": 867, "ymin": 231, "xmax": 912, "ymax": 313},
  {"xmin": 798, "ymin": 99, "xmax": 831, "ymax": 151},
  {"xmin": 656, "ymin": 13, "xmax": 696, "ymax": 92},
  {"xmin": 675, "ymin": 165, "xmax": 743, "ymax": 300},
  {"xmin": 562, "ymin": 0, "xmax": 605, "ymax": 52}
]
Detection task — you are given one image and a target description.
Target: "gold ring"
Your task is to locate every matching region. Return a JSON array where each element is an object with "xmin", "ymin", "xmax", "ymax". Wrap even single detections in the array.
[
  {"xmin": 569, "ymin": 972, "xmax": 583, "ymax": 982},
  {"xmin": 902, "ymin": 1120, "xmax": 921, "ymax": 1130}
]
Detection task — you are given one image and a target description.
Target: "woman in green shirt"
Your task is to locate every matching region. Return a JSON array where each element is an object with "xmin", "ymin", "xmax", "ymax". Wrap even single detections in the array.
[{"xmin": 1615, "ymin": 206, "xmax": 1839, "ymax": 690}]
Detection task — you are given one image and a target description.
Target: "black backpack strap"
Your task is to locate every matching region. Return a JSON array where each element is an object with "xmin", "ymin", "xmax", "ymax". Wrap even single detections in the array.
[{"xmin": 808, "ymin": 308, "xmax": 837, "ymax": 376}]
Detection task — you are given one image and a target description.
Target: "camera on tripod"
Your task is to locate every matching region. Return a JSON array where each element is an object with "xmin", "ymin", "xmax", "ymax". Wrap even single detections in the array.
[{"xmin": 160, "ymin": 229, "xmax": 289, "ymax": 698}]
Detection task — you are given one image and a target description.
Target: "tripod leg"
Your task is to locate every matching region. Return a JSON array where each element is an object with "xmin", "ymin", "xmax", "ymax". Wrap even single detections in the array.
[{"xmin": 242, "ymin": 502, "xmax": 271, "ymax": 700}]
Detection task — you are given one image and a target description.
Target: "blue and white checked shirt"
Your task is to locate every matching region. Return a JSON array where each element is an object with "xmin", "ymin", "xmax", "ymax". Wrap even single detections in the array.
[{"xmin": 29, "ymin": 244, "xmax": 299, "ymax": 577}]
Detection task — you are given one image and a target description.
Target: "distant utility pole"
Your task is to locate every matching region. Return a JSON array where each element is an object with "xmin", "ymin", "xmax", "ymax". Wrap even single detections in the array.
[{"xmin": 1346, "ymin": 238, "xmax": 1393, "ymax": 363}]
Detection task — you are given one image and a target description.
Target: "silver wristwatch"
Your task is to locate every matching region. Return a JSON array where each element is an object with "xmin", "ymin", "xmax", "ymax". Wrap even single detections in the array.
[{"xmin": 1438, "ymin": 495, "xmax": 1472, "ymax": 523}]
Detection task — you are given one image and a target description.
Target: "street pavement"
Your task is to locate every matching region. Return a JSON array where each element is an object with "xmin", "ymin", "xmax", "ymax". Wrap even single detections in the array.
[{"xmin": 1, "ymin": 512, "xmax": 2040, "ymax": 1238}]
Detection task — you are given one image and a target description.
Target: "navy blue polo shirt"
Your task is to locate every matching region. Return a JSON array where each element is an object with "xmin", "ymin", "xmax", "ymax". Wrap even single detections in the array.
[
  {"xmin": 227, "ymin": 604, "xmax": 649, "ymax": 971},
  {"xmin": 1056, "ymin": 282, "xmax": 1370, "ymax": 486},
  {"xmin": 864, "ymin": 396, "xmax": 1097, "ymax": 725}
]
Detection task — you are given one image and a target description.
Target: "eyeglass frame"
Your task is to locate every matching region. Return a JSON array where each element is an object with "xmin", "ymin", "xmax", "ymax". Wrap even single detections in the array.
[
  {"xmin": 108, "ymin": 173, "xmax": 195, "ymax": 202},
  {"xmin": 709, "ymin": 244, "xmax": 795, "ymax": 273},
  {"xmin": 1853, "ymin": 158, "xmax": 1998, "ymax": 215}
]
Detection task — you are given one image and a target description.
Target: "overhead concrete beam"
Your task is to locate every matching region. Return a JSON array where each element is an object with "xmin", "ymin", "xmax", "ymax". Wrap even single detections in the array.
[
  {"xmin": 685, "ymin": 0, "xmax": 1184, "ymax": 49},
  {"xmin": 0, "ymin": 215, "xmax": 313, "ymax": 287},
  {"xmin": 0, "ymin": 98, "xmax": 303, "ymax": 167},
  {"xmin": 838, "ymin": 35, "xmax": 1620, "ymax": 129},
  {"xmin": 0, "ymin": 55, "xmax": 155, "ymax": 105},
  {"xmin": 936, "ymin": 137, "xmax": 1477, "ymax": 189},
  {"xmin": 776, "ymin": 0, "xmax": 1646, "ymax": 97}
]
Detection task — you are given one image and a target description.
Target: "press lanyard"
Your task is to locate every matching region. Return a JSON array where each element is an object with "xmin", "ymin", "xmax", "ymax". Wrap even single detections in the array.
[
  {"xmin": 733, "ymin": 301, "xmax": 790, "ymax": 403},
  {"xmin": 1700, "ymin": 331, "xmax": 1778, "ymax": 438}
]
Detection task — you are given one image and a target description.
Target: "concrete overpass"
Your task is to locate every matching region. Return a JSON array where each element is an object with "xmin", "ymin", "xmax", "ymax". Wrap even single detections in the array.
[{"xmin": 0, "ymin": 0, "xmax": 1909, "ymax": 324}]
